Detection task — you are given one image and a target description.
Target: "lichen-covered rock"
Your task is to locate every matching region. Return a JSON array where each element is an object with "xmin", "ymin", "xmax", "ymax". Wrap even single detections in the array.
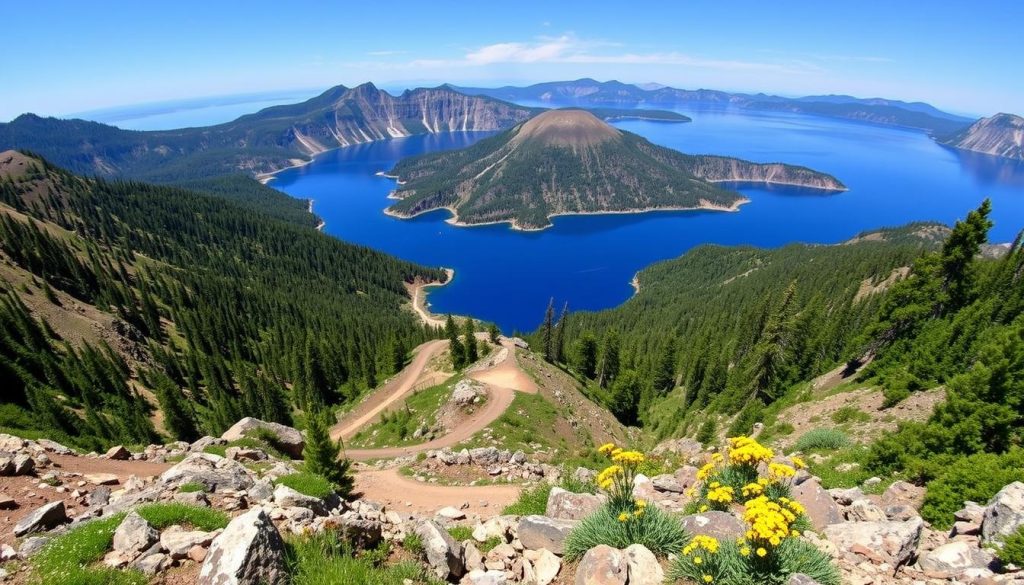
[
  {"xmin": 545, "ymin": 487, "xmax": 607, "ymax": 521},
  {"xmin": 199, "ymin": 509, "xmax": 286, "ymax": 585},
  {"xmin": 112, "ymin": 512, "xmax": 158, "ymax": 557},
  {"xmin": 918, "ymin": 540, "xmax": 995, "ymax": 574},
  {"xmin": 680, "ymin": 511, "xmax": 745, "ymax": 541},
  {"xmin": 161, "ymin": 526, "xmax": 216, "ymax": 559},
  {"xmin": 525, "ymin": 548, "xmax": 561, "ymax": 585},
  {"xmin": 623, "ymin": 544, "xmax": 663, "ymax": 585},
  {"xmin": 792, "ymin": 476, "xmax": 843, "ymax": 530},
  {"xmin": 273, "ymin": 484, "xmax": 326, "ymax": 515},
  {"xmin": 105, "ymin": 445, "xmax": 131, "ymax": 460},
  {"xmin": 823, "ymin": 517, "xmax": 923, "ymax": 567}
]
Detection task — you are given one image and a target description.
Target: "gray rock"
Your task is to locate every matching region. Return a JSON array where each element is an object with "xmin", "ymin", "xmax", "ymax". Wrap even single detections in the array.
[
  {"xmin": 651, "ymin": 474, "xmax": 685, "ymax": 494},
  {"xmin": 518, "ymin": 515, "xmax": 575, "ymax": 555},
  {"xmin": 510, "ymin": 450, "xmax": 527, "ymax": 465},
  {"xmin": 472, "ymin": 516, "xmax": 516, "ymax": 543},
  {"xmin": 623, "ymin": 544, "xmax": 663, "ymax": 585},
  {"xmin": 190, "ymin": 436, "xmax": 227, "ymax": 453},
  {"xmin": 793, "ymin": 476, "xmax": 844, "ymax": 530},
  {"xmin": 881, "ymin": 480, "xmax": 926, "ymax": 510},
  {"xmin": 823, "ymin": 517, "xmax": 923, "ymax": 567},
  {"xmin": 161, "ymin": 526, "xmax": 216, "ymax": 559},
  {"xmin": 829, "ymin": 487, "xmax": 866, "ymax": 506},
  {"xmin": 464, "ymin": 541, "xmax": 484, "ymax": 572},
  {"xmin": 134, "ymin": 552, "xmax": 171, "ymax": 576},
  {"xmin": 847, "ymin": 499, "xmax": 887, "ymax": 522},
  {"xmin": 467, "ymin": 569, "xmax": 507, "ymax": 585},
  {"xmin": 248, "ymin": 478, "xmax": 274, "ymax": 503},
  {"xmin": 13, "ymin": 501, "xmax": 66, "ymax": 536},
  {"xmin": 173, "ymin": 491, "xmax": 210, "ymax": 507},
  {"xmin": 414, "ymin": 519, "xmax": 464, "ymax": 580},
  {"xmin": 225, "ymin": 447, "xmax": 268, "ymax": 462},
  {"xmin": 112, "ymin": 512, "xmax": 158, "ymax": 557},
  {"xmin": 680, "ymin": 511, "xmax": 745, "ymax": 541},
  {"xmin": 982, "ymin": 482, "xmax": 1024, "ymax": 542},
  {"xmin": 545, "ymin": 487, "xmax": 606, "ymax": 521},
  {"xmin": 884, "ymin": 504, "xmax": 920, "ymax": 522},
  {"xmin": 159, "ymin": 453, "xmax": 255, "ymax": 492},
  {"xmin": 221, "ymin": 417, "xmax": 305, "ymax": 459},
  {"xmin": 0, "ymin": 457, "xmax": 13, "ymax": 476},
  {"xmin": 324, "ymin": 516, "xmax": 382, "ymax": 550},
  {"xmin": 919, "ymin": 540, "xmax": 995, "ymax": 574},
  {"xmin": 451, "ymin": 380, "xmax": 486, "ymax": 406},
  {"xmin": 273, "ymin": 484, "xmax": 326, "ymax": 515},
  {"xmin": 0, "ymin": 494, "xmax": 16, "ymax": 510},
  {"xmin": 88, "ymin": 485, "xmax": 112, "ymax": 506},
  {"xmin": 955, "ymin": 501, "xmax": 986, "ymax": 525},
  {"xmin": 12, "ymin": 454, "xmax": 34, "ymax": 475},
  {"xmin": 199, "ymin": 509, "xmax": 286, "ymax": 585},
  {"xmin": 36, "ymin": 439, "xmax": 73, "ymax": 455},
  {"xmin": 788, "ymin": 574, "xmax": 822, "ymax": 585},
  {"xmin": 575, "ymin": 544, "xmax": 627, "ymax": 585},
  {"xmin": 105, "ymin": 445, "xmax": 131, "ymax": 460},
  {"xmin": 0, "ymin": 544, "xmax": 16, "ymax": 562},
  {"xmin": 437, "ymin": 506, "xmax": 466, "ymax": 520},
  {"xmin": 469, "ymin": 447, "xmax": 501, "ymax": 465},
  {"xmin": 526, "ymin": 548, "xmax": 561, "ymax": 585},
  {"xmin": 18, "ymin": 536, "xmax": 49, "ymax": 558}
]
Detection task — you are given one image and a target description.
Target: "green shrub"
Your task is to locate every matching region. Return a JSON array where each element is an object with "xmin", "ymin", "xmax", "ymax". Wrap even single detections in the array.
[
  {"xmin": 696, "ymin": 418, "xmax": 718, "ymax": 447},
  {"xmin": 997, "ymin": 526, "xmax": 1024, "ymax": 567},
  {"xmin": 921, "ymin": 451, "xmax": 1024, "ymax": 529},
  {"xmin": 276, "ymin": 472, "xmax": 336, "ymax": 499},
  {"xmin": 304, "ymin": 411, "xmax": 354, "ymax": 498},
  {"xmin": 32, "ymin": 514, "xmax": 146, "ymax": 585},
  {"xmin": 402, "ymin": 532, "xmax": 424, "ymax": 555},
  {"xmin": 285, "ymin": 531, "xmax": 438, "ymax": 585},
  {"xmin": 563, "ymin": 504, "xmax": 688, "ymax": 560},
  {"xmin": 502, "ymin": 483, "xmax": 554, "ymax": 516},
  {"xmin": 831, "ymin": 406, "xmax": 871, "ymax": 424},
  {"xmin": 793, "ymin": 429, "xmax": 850, "ymax": 452},
  {"xmin": 137, "ymin": 503, "xmax": 229, "ymax": 531}
]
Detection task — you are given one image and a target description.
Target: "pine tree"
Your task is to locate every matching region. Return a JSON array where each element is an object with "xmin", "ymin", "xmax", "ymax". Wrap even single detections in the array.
[
  {"xmin": 940, "ymin": 199, "xmax": 993, "ymax": 312},
  {"xmin": 464, "ymin": 318, "xmax": 478, "ymax": 364},
  {"xmin": 152, "ymin": 372, "xmax": 199, "ymax": 441},
  {"xmin": 446, "ymin": 314, "xmax": 465, "ymax": 370},
  {"xmin": 303, "ymin": 409, "xmax": 354, "ymax": 498},
  {"xmin": 597, "ymin": 331, "xmax": 620, "ymax": 388},
  {"xmin": 541, "ymin": 298, "xmax": 556, "ymax": 362},
  {"xmin": 749, "ymin": 282, "xmax": 798, "ymax": 403},
  {"xmin": 553, "ymin": 302, "xmax": 569, "ymax": 363},
  {"xmin": 488, "ymin": 323, "xmax": 501, "ymax": 344},
  {"xmin": 609, "ymin": 369, "xmax": 643, "ymax": 426},
  {"xmin": 652, "ymin": 337, "xmax": 677, "ymax": 395},
  {"xmin": 575, "ymin": 332, "xmax": 598, "ymax": 379}
]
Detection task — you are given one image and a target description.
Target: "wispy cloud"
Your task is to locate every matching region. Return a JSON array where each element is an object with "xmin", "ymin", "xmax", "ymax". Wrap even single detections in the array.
[
  {"xmin": 366, "ymin": 50, "xmax": 408, "ymax": 57},
  {"xmin": 395, "ymin": 35, "xmax": 820, "ymax": 75}
]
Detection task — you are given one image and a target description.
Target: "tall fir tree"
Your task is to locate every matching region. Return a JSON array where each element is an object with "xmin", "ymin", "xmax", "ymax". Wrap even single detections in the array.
[
  {"xmin": 446, "ymin": 314, "xmax": 465, "ymax": 370},
  {"xmin": 575, "ymin": 332, "xmax": 599, "ymax": 379},
  {"xmin": 302, "ymin": 408, "xmax": 354, "ymax": 498},
  {"xmin": 597, "ymin": 331, "xmax": 620, "ymax": 388},
  {"xmin": 553, "ymin": 302, "xmax": 569, "ymax": 364},
  {"xmin": 542, "ymin": 298, "xmax": 556, "ymax": 362},
  {"xmin": 464, "ymin": 318, "xmax": 479, "ymax": 364},
  {"xmin": 652, "ymin": 337, "xmax": 677, "ymax": 395}
]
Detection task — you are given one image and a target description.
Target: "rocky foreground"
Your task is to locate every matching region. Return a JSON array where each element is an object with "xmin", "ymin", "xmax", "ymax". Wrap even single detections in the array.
[{"xmin": 0, "ymin": 425, "xmax": 1022, "ymax": 584}]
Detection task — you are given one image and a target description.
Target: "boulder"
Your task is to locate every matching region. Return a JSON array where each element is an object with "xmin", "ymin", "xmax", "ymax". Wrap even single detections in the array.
[
  {"xmin": 982, "ymin": 481, "xmax": 1024, "ymax": 542},
  {"xmin": 13, "ymin": 501, "xmax": 67, "ymax": 536},
  {"xmin": 847, "ymin": 499, "xmax": 887, "ymax": 522},
  {"xmin": 545, "ymin": 487, "xmax": 607, "ymax": 521},
  {"xmin": 12, "ymin": 454, "xmax": 34, "ymax": 475},
  {"xmin": 324, "ymin": 516, "xmax": 382, "ymax": 550},
  {"xmin": 525, "ymin": 548, "xmax": 561, "ymax": 585},
  {"xmin": 134, "ymin": 552, "xmax": 171, "ymax": 576},
  {"xmin": 469, "ymin": 447, "xmax": 501, "ymax": 465},
  {"xmin": 36, "ymin": 439, "xmax": 73, "ymax": 455},
  {"xmin": 829, "ymin": 487, "xmax": 866, "ymax": 506},
  {"xmin": 112, "ymin": 512, "xmax": 158, "ymax": 557},
  {"xmin": 159, "ymin": 453, "xmax": 254, "ymax": 492},
  {"xmin": 18, "ymin": 536, "xmax": 49, "ymax": 558},
  {"xmin": 823, "ymin": 517, "xmax": 923, "ymax": 567},
  {"xmin": 680, "ymin": 511, "xmax": 745, "ymax": 541},
  {"xmin": 451, "ymin": 380, "xmax": 485, "ymax": 406},
  {"xmin": 221, "ymin": 418, "xmax": 305, "ymax": 459},
  {"xmin": 673, "ymin": 466, "xmax": 699, "ymax": 491},
  {"xmin": 199, "ymin": 509, "xmax": 287, "ymax": 585},
  {"xmin": 437, "ymin": 506, "xmax": 466, "ymax": 520},
  {"xmin": 650, "ymin": 474, "xmax": 686, "ymax": 494},
  {"xmin": 248, "ymin": 478, "xmax": 275, "ymax": 503},
  {"xmin": 792, "ymin": 476, "xmax": 844, "ymax": 530},
  {"xmin": 414, "ymin": 519, "xmax": 464, "ymax": 580},
  {"xmin": 788, "ymin": 574, "xmax": 823, "ymax": 585},
  {"xmin": 623, "ymin": 544, "xmax": 663, "ymax": 585},
  {"xmin": 517, "ymin": 515, "xmax": 575, "ymax": 555},
  {"xmin": 473, "ymin": 516, "xmax": 515, "ymax": 543},
  {"xmin": 575, "ymin": 544, "xmax": 627, "ymax": 585},
  {"xmin": 89, "ymin": 485, "xmax": 112, "ymax": 507},
  {"xmin": 190, "ymin": 436, "xmax": 227, "ymax": 453},
  {"xmin": 0, "ymin": 494, "xmax": 16, "ymax": 510},
  {"xmin": 225, "ymin": 447, "xmax": 268, "ymax": 462},
  {"xmin": 464, "ymin": 541, "xmax": 484, "ymax": 572},
  {"xmin": 273, "ymin": 484, "xmax": 326, "ymax": 515},
  {"xmin": 105, "ymin": 445, "xmax": 131, "ymax": 460},
  {"xmin": 161, "ymin": 526, "xmax": 216, "ymax": 559},
  {"xmin": 918, "ymin": 540, "xmax": 995, "ymax": 574}
]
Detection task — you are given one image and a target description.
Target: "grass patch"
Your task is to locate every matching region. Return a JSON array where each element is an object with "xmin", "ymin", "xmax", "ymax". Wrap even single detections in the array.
[
  {"xmin": 793, "ymin": 428, "xmax": 850, "ymax": 452},
  {"xmin": 458, "ymin": 392, "xmax": 561, "ymax": 452},
  {"xmin": 286, "ymin": 531, "xmax": 441, "ymax": 585},
  {"xmin": 563, "ymin": 504, "xmax": 687, "ymax": 561},
  {"xmin": 177, "ymin": 481, "xmax": 206, "ymax": 493},
  {"xmin": 402, "ymin": 532, "xmax": 424, "ymax": 555},
  {"xmin": 446, "ymin": 525, "xmax": 473, "ymax": 542},
  {"xmin": 349, "ymin": 378, "xmax": 455, "ymax": 449},
  {"xmin": 501, "ymin": 472, "xmax": 596, "ymax": 516},
  {"xmin": 31, "ymin": 513, "xmax": 146, "ymax": 585},
  {"xmin": 276, "ymin": 472, "xmax": 336, "ymax": 499},
  {"xmin": 137, "ymin": 503, "xmax": 229, "ymax": 531},
  {"xmin": 831, "ymin": 406, "xmax": 871, "ymax": 424}
]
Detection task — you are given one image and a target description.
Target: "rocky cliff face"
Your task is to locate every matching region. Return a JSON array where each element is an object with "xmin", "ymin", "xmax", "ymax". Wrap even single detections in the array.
[
  {"xmin": 675, "ymin": 155, "xmax": 848, "ymax": 191},
  {"xmin": 942, "ymin": 113, "xmax": 1024, "ymax": 161},
  {"xmin": 282, "ymin": 84, "xmax": 535, "ymax": 155}
]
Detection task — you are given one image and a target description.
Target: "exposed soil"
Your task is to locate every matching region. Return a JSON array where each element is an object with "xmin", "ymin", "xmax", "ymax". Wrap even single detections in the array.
[{"xmin": 352, "ymin": 468, "xmax": 519, "ymax": 518}]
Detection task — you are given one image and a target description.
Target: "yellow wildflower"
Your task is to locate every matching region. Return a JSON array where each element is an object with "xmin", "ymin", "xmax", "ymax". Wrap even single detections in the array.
[
  {"xmin": 741, "ymin": 482, "xmax": 764, "ymax": 498},
  {"xmin": 598, "ymin": 443, "xmax": 616, "ymax": 456},
  {"xmin": 756, "ymin": 547, "xmax": 767, "ymax": 557},
  {"xmin": 791, "ymin": 456, "xmax": 806, "ymax": 470},
  {"xmin": 703, "ymin": 576, "xmax": 713, "ymax": 584},
  {"xmin": 699, "ymin": 505, "xmax": 708, "ymax": 513},
  {"xmin": 617, "ymin": 512, "xmax": 629, "ymax": 522},
  {"xmin": 727, "ymin": 436, "xmax": 774, "ymax": 466},
  {"xmin": 611, "ymin": 450, "xmax": 645, "ymax": 466},
  {"xmin": 707, "ymin": 485, "xmax": 734, "ymax": 504},
  {"xmin": 740, "ymin": 546, "xmax": 751, "ymax": 557},
  {"xmin": 768, "ymin": 462, "xmax": 796, "ymax": 481}
]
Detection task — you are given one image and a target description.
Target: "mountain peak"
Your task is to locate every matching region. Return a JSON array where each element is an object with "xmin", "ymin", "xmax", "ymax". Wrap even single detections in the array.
[{"xmin": 515, "ymin": 109, "xmax": 621, "ymax": 147}]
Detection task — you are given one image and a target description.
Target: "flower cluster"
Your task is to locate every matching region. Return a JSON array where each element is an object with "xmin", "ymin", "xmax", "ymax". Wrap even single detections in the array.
[
  {"xmin": 727, "ymin": 436, "xmax": 775, "ymax": 467},
  {"xmin": 767, "ymin": 462, "xmax": 796, "ymax": 481},
  {"xmin": 616, "ymin": 499, "xmax": 647, "ymax": 522},
  {"xmin": 742, "ymin": 495, "xmax": 804, "ymax": 548},
  {"xmin": 595, "ymin": 443, "xmax": 646, "ymax": 511},
  {"xmin": 706, "ymin": 482, "xmax": 734, "ymax": 510}
]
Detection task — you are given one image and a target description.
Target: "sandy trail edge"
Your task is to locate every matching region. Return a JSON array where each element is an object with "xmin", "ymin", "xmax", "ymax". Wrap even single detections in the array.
[{"xmin": 354, "ymin": 468, "xmax": 519, "ymax": 517}]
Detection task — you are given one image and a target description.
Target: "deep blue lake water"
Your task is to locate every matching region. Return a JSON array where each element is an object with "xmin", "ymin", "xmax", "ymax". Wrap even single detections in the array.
[{"xmin": 269, "ymin": 105, "xmax": 1024, "ymax": 333}]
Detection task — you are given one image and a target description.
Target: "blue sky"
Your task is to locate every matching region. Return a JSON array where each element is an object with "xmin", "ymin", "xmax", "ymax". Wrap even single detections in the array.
[{"xmin": 2, "ymin": 0, "xmax": 1021, "ymax": 121}]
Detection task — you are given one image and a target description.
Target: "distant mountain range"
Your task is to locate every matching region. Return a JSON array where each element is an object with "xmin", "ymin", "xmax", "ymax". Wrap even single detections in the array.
[
  {"xmin": 385, "ymin": 109, "xmax": 844, "ymax": 230},
  {"xmin": 450, "ymin": 78, "xmax": 976, "ymax": 136}
]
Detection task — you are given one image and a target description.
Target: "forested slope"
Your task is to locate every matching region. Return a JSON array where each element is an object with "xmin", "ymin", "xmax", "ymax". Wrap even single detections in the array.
[{"xmin": 0, "ymin": 151, "xmax": 445, "ymax": 450}]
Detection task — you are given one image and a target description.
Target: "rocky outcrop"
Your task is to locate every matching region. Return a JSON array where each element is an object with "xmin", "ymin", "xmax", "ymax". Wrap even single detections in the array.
[
  {"xmin": 823, "ymin": 517, "xmax": 923, "ymax": 568},
  {"xmin": 942, "ymin": 113, "xmax": 1024, "ymax": 161},
  {"xmin": 981, "ymin": 481, "xmax": 1024, "ymax": 542},
  {"xmin": 545, "ymin": 487, "xmax": 607, "ymax": 521},
  {"xmin": 221, "ymin": 418, "xmax": 305, "ymax": 459},
  {"xmin": 13, "ymin": 501, "xmax": 67, "ymax": 536},
  {"xmin": 518, "ymin": 516, "xmax": 576, "ymax": 555},
  {"xmin": 414, "ymin": 519, "xmax": 465, "ymax": 580},
  {"xmin": 199, "ymin": 509, "xmax": 287, "ymax": 585},
  {"xmin": 159, "ymin": 453, "xmax": 255, "ymax": 492},
  {"xmin": 680, "ymin": 156, "xmax": 847, "ymax": 191},
  {"xmin": 575, "ymin": 544, "xmax": 627, "ymax": 585}
]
